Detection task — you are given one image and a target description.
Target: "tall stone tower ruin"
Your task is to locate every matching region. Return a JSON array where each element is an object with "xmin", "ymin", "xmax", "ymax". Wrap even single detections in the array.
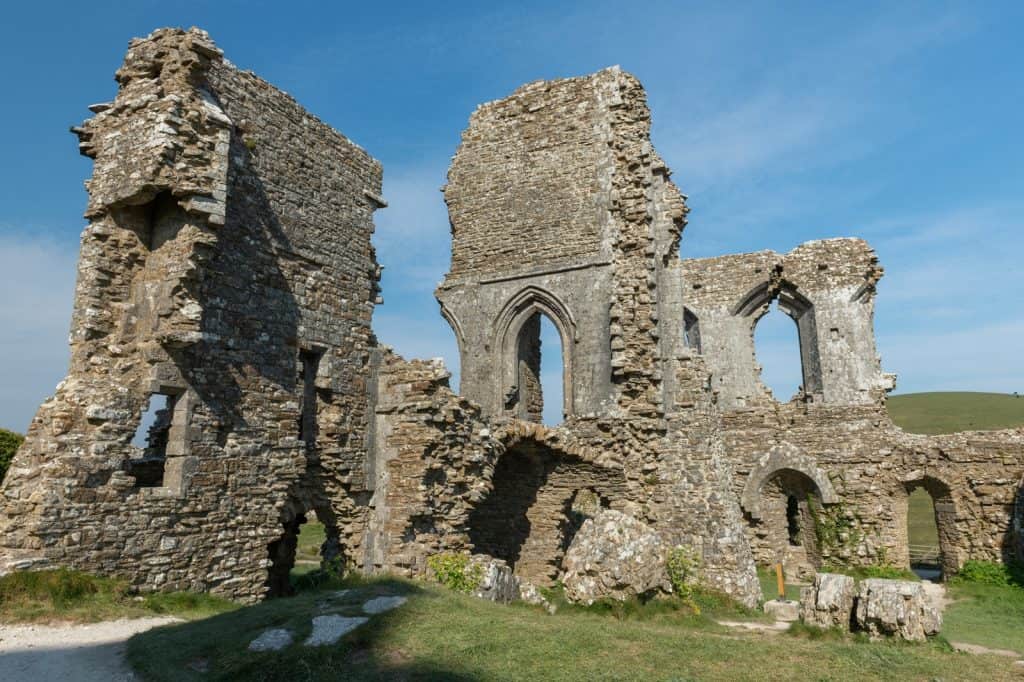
[{"xmin": 0, "ymin": 28, "xmax": 385, "ymax": 601}]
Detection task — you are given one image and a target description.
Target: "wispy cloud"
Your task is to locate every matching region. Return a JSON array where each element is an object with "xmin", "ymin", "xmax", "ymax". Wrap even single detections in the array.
[{"xmin": 658, "ymin": 7, "xmax": 971, "ymax": 200}]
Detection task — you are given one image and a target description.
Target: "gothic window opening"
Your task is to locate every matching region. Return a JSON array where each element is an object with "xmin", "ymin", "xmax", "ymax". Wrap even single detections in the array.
[
  {"xmin": 514, "ymin": 313, "xmax": 565, "ymax": 425},
  {"xmin": 754, "ymin": 301, "xmax": 804, "ymax": 402},
  {"xmin": 684, "ymin": 308, "xmax": 702, "ymax": 353}
]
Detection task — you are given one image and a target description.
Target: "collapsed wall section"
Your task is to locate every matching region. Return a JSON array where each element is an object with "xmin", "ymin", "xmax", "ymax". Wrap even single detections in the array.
[
  {"xmin": 431, "ymin": 68, "xmax": 761, "ymax": 606},
  {"xmin": 682, "ymin": 239, "xmax": 893, "ymax": 408},
  {"xmin": 684, "ymin": 240, "xmax": 1024, "ymax": 576},
  {"xmin": 0, "ymin": 28, "xmax": 383, "ymax": 602}
]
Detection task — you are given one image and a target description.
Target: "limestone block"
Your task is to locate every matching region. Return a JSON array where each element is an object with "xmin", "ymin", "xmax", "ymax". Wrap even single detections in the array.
[
  {"xmin": 561, "ymin": 509, "xmax": 670, "ymax": 605},
  {"xmin": 469, "ymin": 555, "xmax": 521, "ymax": 604},
  {"xmin": 854, "ymin": 579, "xmax": 941, "ymax": 641},
  {"xmin": 799, "ymin": 572, "xmax": 855, "ymax": 629},
  {"xmin": 764, "ymin": 599, "xmax": 799, "ymax": 622}
]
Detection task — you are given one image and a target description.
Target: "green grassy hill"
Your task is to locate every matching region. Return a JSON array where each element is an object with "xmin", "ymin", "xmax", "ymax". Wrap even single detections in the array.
[{"xmin": 887, "ymin": 392, "xmax": 1024, "ymax": 435}]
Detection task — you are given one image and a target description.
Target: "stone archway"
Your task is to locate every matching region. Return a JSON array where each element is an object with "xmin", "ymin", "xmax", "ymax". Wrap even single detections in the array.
[
  {"xmin": 741, "ymin": 444, "xmax": 837, "ymax": 578},
  {"xmin": 900, "ymin": 474, "xmax": 960, "ymax": 580},
  {"xmin": 467, "ymin": 427, "xmax": 626, "ymax": 585}
]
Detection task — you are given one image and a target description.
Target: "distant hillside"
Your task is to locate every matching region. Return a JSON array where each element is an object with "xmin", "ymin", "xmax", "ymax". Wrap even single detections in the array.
[{"xmin": 888, "ymin": 392, "xmax": 1024, "ymax": 435}]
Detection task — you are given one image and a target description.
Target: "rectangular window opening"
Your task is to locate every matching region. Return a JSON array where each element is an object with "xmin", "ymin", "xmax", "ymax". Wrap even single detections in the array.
[
  {"xmin": 298, "ymin": 349, "xmax": 325, "ymax": 451},
  {"xmin": 127, "ymin": 392, "xmax": 177, "ymax": 487}
]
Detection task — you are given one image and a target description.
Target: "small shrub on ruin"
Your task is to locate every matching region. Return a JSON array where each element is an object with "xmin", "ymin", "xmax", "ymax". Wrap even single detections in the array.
[
  {"xmin": 808, "ymin": 497, "xmax": 861, "ymax": 557},
  {"xmin": 0, "ymin": 428, "xmax": 25, "ymax": 483},
  {"xmin": 953, "ymin": 560, "xmax": 1024, "ymax": 588},
  {"xmin": 666, "ymin": 545, "xmax": 700, "ymax": 609},
  {"xmin": 426, "ymin": 552, "xmax": 483, "ymax": 594}
]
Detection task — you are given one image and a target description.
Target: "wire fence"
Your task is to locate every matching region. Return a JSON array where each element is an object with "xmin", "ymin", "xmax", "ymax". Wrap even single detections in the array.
[{"xmin": 909, "ymin": 544, "xmax": 941, "ymax": 564}]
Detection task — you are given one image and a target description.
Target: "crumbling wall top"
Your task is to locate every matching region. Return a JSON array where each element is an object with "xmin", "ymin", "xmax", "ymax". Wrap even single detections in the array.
[{"xmin": 443, "ymin": 67, "xmax": 661, "ymax": 281}]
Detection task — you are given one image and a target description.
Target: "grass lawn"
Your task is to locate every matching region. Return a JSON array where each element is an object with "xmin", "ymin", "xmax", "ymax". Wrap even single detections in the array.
[
  {"xmin": 296, "ymin": 518, "xmax": 326, "ymax": 564},
  {"xmin": 124, "ymin": 576, "xmax": 1018, "ymax": 682},
  {"xmin": 887, "ymin": 392, "xmax": 1024, "ymax": 435},
  {"xmin": 943, "ymin": 581, "xmax": 1024, "ymax": 655},
  {"xmin": 756, "ymin": 566, "xmax": 802, "ymax": 601},
  {"xmin": 0, "ymin": 568, "xmax": 236, "ymax": 623}
]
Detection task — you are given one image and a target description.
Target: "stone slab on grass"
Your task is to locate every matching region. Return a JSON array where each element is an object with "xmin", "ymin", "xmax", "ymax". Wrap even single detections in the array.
[
  {"xmin": 248, "ymin": 628, "xmax": 294, "ymax": 652},
  {"xmin": 855, "ymin": 578, "xmax": 942, "ymax": 642},
  {"xmin": 362, "ymin": 595, "xmax": 407, "ymax": 614},
  {"xmin": 764, "ymin": 599, "xmax": 799, "ymax": 622},
  {"xmin": 799, "ymin": 573, "xmax": 856, "ymax": 629},
  {"xmin": 304, "ymin": 615, "xmax": 368, "ymax": 647}
]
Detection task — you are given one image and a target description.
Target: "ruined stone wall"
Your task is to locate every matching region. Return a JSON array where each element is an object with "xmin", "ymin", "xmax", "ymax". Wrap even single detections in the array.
[
  {"xmin": 682, "ymin": 239, "xmax": 893, "ymax": 408},
  {"xmin": 723, "ymin": 405, "xmax": 1024, "ymax": 576},
  {"xmin": 429, "ymin": 70, "xmax": 762, "ymax": 606},
  {"xmin": 0, "ymin": 28, "xmax": 382, "ymax": 602},
  {"xmin": 684, "ymin": 244, "xmax": 1024, "ymax": 576}
]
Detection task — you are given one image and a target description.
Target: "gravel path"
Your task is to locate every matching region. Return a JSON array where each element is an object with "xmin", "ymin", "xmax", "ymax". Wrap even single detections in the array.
[{"xmin": 0, "ymin": 617, "xmax": 179, "ymax": 682}]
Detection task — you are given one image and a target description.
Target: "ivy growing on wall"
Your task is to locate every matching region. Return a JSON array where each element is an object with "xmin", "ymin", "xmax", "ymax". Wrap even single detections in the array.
[{"xmin": 807, "ymin": 496, "xmax": 861, "ymax": 559}]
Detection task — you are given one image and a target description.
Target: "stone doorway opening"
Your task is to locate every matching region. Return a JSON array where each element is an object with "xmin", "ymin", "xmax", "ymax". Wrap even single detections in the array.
[
  {"xmin": 266, "ymin": 505, "xmax": 344, "ymax": 597},
  {"xmin": 753, "ymin": 469, "xmax": 824, "ymax": 580},
  {"xmin": 466, "ymin": 438, "xmax": 623, "ymax": 585},
  {"xmin": 903, "ymin": 477, "xmax": 957, "ymax": 580}
]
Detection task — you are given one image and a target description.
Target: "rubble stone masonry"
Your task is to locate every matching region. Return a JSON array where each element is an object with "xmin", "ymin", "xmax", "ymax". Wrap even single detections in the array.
[
  {"xmin": 0, "ymin": 28, "xmax": 383, "ymax": 602},
  {"xmin": 1, "ymin": 28, "xmax": 1021, "ymax": 606}
]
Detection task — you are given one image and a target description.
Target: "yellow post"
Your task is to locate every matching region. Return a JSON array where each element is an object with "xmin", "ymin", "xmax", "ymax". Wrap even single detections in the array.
[{"xmin": 775, "ymin": 562, "xmax": 785, "ymax": 600}]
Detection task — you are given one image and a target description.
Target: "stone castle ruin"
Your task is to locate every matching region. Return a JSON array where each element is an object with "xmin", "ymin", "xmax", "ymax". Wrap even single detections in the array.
[{"xmin": 1, "ymin": 28, "xmax": 1022, "ymax": 605}]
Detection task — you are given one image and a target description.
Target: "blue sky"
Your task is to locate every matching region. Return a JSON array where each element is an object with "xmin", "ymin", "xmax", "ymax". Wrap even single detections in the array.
[{"xmin": 1, "ymin": 1, "xmax": 1022, "ymax": 429}]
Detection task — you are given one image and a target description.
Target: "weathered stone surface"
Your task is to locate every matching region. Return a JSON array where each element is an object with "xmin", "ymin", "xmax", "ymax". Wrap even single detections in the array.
[
  {"xmin": 248, "ymin": 628, "xmax": 293, "ymax": 652},
  {"xmin": 799, "ymin": 573, "xmax": 856, "ymax": 629},
  {"xmin": 0, "ymin": 27, "xmax": 383, "ymax": 603},
  {"xmin": 304, "ymin": 615, "xmax": 368, "ymax": 647},
  {"xmin": 763, "ymin": 599, "xmax": 800, "ymax": 622},
  {"xmin": 1, "ymin": 26, "xmax": 1021, "ymax": 614},
  {"xmin": 469, "ymin": 555, "xmax": 521, "ymax": 604},
  {"xmin": 854, "ymin": 579, "xmax": 942, "ymax": 641},
  {"xmin": 561, "ymin": 510, "xmax": 670, "ymax": 605}
]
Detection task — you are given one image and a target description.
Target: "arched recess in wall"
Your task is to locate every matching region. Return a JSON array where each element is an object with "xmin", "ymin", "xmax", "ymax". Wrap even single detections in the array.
[
  {"xmin": 900, "ymin": 475, "xmax": 959, "ymax": 580},
  {"xmin": 494, "ymin": 286, "xmax": 575, "ymax": 423},
  {"xmin": 266, "ymin": 497, "xmax": 346, "ymax": 598},
  {"xmin": 438, "ymin": 302, "xmax": 465, "ymax": 393},
  {"xmin": 734, "ymin": 281, "xmax": 823, "ymax": 402},
  {"xmin": 466, "ymin": 431, "xmax": 627, "ymax": 585},
  {"xmin": 741, "ymin": 446, "xmax": 837, "ymax": 578}
]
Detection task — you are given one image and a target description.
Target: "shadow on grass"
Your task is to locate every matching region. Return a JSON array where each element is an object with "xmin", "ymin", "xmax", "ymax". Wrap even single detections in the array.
[{"xmin": 126, "ymin": 577, "xmax": 479, "ymax": 682}]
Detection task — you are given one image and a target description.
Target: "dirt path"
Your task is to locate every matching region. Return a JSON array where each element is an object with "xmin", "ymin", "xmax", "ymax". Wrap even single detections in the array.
[{"xmin": 0, "ymin": 617, "xmax": 178, "ymax": 682}]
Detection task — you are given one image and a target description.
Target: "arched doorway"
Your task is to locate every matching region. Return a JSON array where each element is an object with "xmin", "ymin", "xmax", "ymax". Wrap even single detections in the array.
[
  {"xmin": 466, "ymin": 438, "xmax": 625, "ymax": 585},
  {"xmin": 752, "ymin": 469, "xmax": 824, "ymax": 579},
  {"xmin": 903, "ymin": 477, "xmax": 958, "ymax": 580}
]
